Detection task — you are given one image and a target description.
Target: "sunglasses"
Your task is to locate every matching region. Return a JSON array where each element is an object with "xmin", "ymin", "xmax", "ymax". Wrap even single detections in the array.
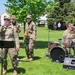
[
  {"xmin": 4, "ymin": 19, "xmax": 10, "ymax": 21},
  {"xmin": 27, "ymin": 18, "xmax": 31, "ymax": 19}
]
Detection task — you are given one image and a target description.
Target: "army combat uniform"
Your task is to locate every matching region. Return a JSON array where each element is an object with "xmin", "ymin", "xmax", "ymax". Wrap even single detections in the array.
[
  {"xmin": 0, "ymin": 24, "xmax": 19, "ymax": 73},
  {"xmin": 24, "ymin": 20, "xmax": 36, "ymax": 60},
  {"xmin": 63, "ymin": 26, "xmax": 75, "ymax": 45},
  {"xmin": 62, "ymin": 24, "xmax": 75, "ymax": 56},
  {"xmin": 11, "ymin": 15, "xmax": 21, "ymax": 33},
  {"xmin": 11, "ymin": 15, "xmax": 21, "ymax": 61}
]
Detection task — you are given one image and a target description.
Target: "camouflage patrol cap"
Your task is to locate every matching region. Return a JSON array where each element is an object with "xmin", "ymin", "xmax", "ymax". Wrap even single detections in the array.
[
  {"xmin": 66, "ymin": 23, "xmax": 74, "ymax": 28},
  {"xmin": 4, "ymin": 16, "xmax": 10, "ymax": 20},
  {"xmin": 11, "ymin": 15, "xmax": 16, "ymax": 19},
  {"xmin": 27, "ymin": 15, "xmax": 32, "ymax": 18}
]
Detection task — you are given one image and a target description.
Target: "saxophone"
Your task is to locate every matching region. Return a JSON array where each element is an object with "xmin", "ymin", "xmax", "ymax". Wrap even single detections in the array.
[{"xmin": 24, "ymin": 26, "xmax": 30, "ymax": 39}]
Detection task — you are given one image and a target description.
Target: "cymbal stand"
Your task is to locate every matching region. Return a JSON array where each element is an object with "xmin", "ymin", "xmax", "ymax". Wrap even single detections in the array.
[
  {"xmin": 45, "ymin": 29, "xmax": 51, "ymax": 57},
  {"xmin": 48, "ymin": 29, "xmax": 50, "ymax": 53},
  {"xmin": 48, "ymin": 29, "xmax": 51, "ymax": 43}
]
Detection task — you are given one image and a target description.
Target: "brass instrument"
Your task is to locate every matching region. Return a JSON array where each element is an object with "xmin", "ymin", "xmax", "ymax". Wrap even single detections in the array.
[{"xmin": 24, "ymin": 26, "xmax": 30, "ymax": 39}]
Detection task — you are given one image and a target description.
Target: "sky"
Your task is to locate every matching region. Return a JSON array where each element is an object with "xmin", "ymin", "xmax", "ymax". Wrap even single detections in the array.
[{"xmin": 0, "ymin": 0, "xmax": 7, "ymax": 15}]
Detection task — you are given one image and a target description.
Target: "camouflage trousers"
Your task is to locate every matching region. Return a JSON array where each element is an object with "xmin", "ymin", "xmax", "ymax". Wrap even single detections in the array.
[
  {"xmin": 0, "ymin": 48, "xmax": 18, "ymax": 70},
  {"xmin": 24, "ymin": 38, "xmax": 35, "ymax": 58}
]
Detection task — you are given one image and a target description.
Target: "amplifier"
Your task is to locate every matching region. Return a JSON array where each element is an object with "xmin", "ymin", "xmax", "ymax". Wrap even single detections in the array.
[{"xmin": 63, "ymin": 57, "xmax": 75, "ymax": 69}]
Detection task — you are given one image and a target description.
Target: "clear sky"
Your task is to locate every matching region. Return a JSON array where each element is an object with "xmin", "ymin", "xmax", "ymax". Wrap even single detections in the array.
[{"xmin": 0, "ymin": 0, "xmax": 7, "ymax": 15}]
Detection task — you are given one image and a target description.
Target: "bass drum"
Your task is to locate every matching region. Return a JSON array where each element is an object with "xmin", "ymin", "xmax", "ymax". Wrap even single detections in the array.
[{"xmin": 50, "ymin": 46, "xmax": 67, "ymax": 63}]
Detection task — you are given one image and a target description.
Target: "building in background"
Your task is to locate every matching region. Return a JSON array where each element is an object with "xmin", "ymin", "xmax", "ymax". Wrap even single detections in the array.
[{"xmin": 38, "ymin": 14, "xmax": 47, "ymax": 27}]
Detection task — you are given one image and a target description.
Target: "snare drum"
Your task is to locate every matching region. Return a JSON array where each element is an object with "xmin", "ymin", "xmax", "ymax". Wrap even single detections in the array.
[
  {"xmin": 48, "ymin": 41, "xmax": 60, "ymax": 52},
  {"xmin": 62, "ymin": 37, "xmax": 72, "ymax": 47}
]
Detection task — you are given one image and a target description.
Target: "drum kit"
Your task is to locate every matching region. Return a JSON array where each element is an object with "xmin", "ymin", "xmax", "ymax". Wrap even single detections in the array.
[
  {"xmin": 47, "ymin": 30, "xmax": 75, "ymax": 63},
  {"xmin": 48, "ymin": 41, "xmax": 67, "ymax": 63}
]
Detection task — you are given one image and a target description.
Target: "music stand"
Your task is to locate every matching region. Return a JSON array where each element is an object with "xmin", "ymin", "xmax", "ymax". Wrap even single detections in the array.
[{"xmin": 0, "ymin": 40, "xmax": 15, "ymax": 75}]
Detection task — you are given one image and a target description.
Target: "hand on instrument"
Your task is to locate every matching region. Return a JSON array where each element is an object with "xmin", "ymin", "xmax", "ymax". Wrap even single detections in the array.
[{"xmin": 16, "ymin": 45, "xmax": 19, "ymax": 51}]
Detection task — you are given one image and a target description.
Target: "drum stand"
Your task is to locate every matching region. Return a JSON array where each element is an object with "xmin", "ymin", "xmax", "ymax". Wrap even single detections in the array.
[
  {"xmin": 68, "ymin": 42, "xmax": 75, "ymax": 58},
  {"xmin": 68, "ymin": 46, "xmax": 71, "ymax": 57},
  {"xmin": 0, "ymin": 40, "xmax": 15, "ymax": 75}
]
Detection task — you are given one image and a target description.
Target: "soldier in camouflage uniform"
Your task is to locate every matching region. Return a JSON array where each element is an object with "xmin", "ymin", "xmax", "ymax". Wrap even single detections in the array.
[
  {"xmin": 0, "ymin": 16, "xmax": 20, "ymax": 75},
  {"xmin": 24, "ymin": 15, "xmax": 36, "ymax": 61},
  {"xmin": 11, "ymin": 15, "xmax": 21, "ymax": 33},
  {"xmin": 11, "ymin": 15, "xmax": 21, "ymax": 61},
  {"xmin": 62, "ymin": 23, "xmax": 75, "ymax": 55},
  {"xmin": 63, "ymin": 24, "xmax": 74, "ymax": 44}
]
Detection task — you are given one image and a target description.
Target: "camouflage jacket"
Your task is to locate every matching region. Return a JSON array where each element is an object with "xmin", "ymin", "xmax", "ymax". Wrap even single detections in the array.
[
  {"xmin": 25, "ymin": 21, "xmax": 36, "ymax": 40},
  {"xmin": 0, "ymin": 24, "xmax": 19, "ymax": 46},
  {"xmin": 12, "ymin": 22, "xmax": 21, "ymax": 33},
  {"xmin": 63, "ymin": 29, "xmax": 75, "ymax": 42}
]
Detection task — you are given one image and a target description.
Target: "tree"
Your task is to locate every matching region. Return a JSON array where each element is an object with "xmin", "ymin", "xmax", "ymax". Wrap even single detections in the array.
[
  {"xmin": 45, "ymin": 1, "xmax": 59, "ymax": 29},
  {"xmin": 5, "ymin": 0, "xmax": 59, "ymax": 32},
  {"xmin": 5, "ymin": 0, "xmax": 48, "ymax": 23},
  {"xmin": 5, "ymin": 0, "xmax": 50, "ymax": 32},
  {"xmin": 47, "ymin": 0, "xmax": 75, "ymax": 29}
]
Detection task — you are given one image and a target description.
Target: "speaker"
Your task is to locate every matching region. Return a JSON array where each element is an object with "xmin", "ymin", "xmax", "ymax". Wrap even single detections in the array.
[{"xmin": 63, "ymin": 57, "xmax": 75, "ymax": 69}]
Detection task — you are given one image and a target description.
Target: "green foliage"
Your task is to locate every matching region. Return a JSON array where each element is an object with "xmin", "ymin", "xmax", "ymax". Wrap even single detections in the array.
[
  {"xmin": 45, "ymin": 1, "xmax": 59, "ymax": 29},
  {"xmin": 47, "ymin": 0, "xmax": 75, "ymax": 29},
  {"xmin": 5, "ymin": 0, "xmax": 48, "ymax": 23},
  {"xmin": 47, "ymin": 18, "xmax": 55, "ymax": 29},
  {"xmin": 56, "ymin": 0, "xmax": 71, "ymax": 2},
  {"xmin": 46, "ymin": 1, "xmax": 59, "ymax": 13}
]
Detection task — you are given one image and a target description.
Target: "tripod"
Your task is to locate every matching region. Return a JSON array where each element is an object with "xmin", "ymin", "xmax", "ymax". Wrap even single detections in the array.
[{"xmin": 0, "ymin": 40, "xmax": 15, "ymax": 75}]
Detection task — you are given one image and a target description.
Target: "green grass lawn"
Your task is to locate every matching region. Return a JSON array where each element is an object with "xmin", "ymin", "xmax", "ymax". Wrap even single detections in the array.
[{"xmin": 0, "ymin": 26, "xmax": 75, "ymax": 75}]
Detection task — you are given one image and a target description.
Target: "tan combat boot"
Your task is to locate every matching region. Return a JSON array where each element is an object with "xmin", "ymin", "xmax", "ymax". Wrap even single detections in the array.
[
  {"xmin": 28, "ymin": 58, "xmax": 33, "ymax": 61},
  {"xmin": 3, "ymin": 70, "xmax": 7, "ymax": 75},
  {"xmin": 13, "ymin": 70, "xmax": 17, "ymax": 75}
]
